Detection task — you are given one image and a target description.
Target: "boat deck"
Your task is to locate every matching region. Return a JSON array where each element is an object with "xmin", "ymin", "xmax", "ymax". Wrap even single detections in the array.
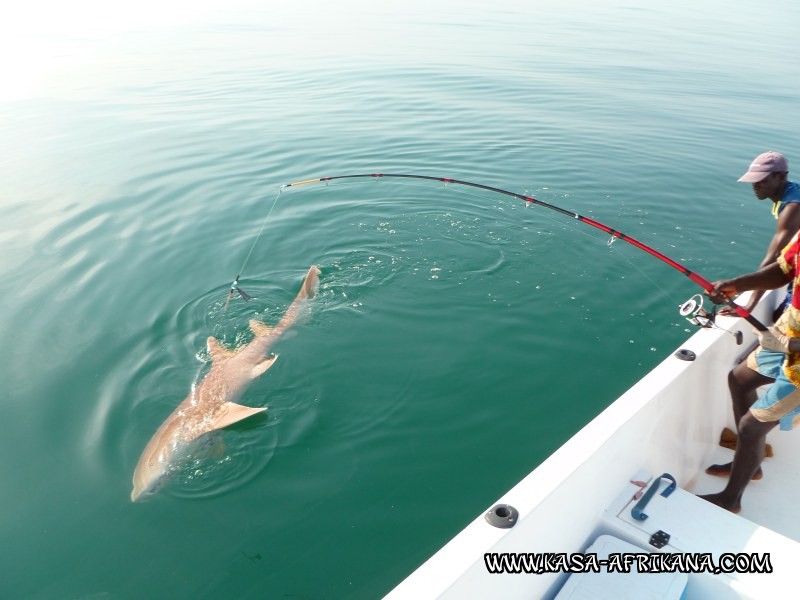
[
  {"xmin": 385, "ymin": 293, "xmax": 800, "ymax": 600},
  {"xmin": 602, "ymin": 466, "xmax": 800, "ymax": 600},
  {"xmin": 690, "ymin": 427, "xmax": 800, "ymax": 545}
]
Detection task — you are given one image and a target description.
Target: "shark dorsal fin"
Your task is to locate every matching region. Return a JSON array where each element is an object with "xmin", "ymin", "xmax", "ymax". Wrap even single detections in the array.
[
  {"xmin": 212, "ymin": 403, "xmax": 267, "ymax": 431},
  {"xmin": 207, "ymin": 336, "xmax": 237, "ymax": 363},
  {"xmin": 249, "ymin": 320, "xmax": 275, "ymax": 337}
]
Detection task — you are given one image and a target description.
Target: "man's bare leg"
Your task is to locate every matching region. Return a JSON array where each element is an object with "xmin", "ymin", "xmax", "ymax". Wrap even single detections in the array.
[
  {"xmin": 699, "ymin": 413, "xmax": 777, "ymax": 513},
  {"xmin": 705, "ymin": 363, "xmax": 774, "ymax": 479}
]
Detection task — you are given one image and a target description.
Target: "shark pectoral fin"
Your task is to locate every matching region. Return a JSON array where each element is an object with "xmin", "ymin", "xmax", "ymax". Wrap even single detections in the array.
[
  {"xmin": 251, "ymin": 354, "xmax": 278, "ymax": 378},
  {"xmin": 207, "ymin": 336, "xmax": 237, "ymax": 362},
  {"xmin": 249, "ymin": 320, "xmax": 274, "ymax": 337},
  {"xmin": 212, "ymin": 403, "xmax": 268, "ymax": 431}
]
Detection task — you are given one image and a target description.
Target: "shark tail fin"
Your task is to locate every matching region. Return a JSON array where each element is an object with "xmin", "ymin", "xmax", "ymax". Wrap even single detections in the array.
[
  {"xmin": 212, "ymin": 403, "xmax": 267, "ymax": 431},
  {"xmin": 207, "ymin": 337, "xmax": 238, "ymax": 362},
  {"xmin": 276, "ymin": 266, "xmax": 322, "ymax": 331}
]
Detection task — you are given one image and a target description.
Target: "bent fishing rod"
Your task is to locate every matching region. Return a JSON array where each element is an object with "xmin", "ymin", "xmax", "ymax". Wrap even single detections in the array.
[{"xmin": 277, "ymin": 173, "xmax": 766, "ymax": 335}]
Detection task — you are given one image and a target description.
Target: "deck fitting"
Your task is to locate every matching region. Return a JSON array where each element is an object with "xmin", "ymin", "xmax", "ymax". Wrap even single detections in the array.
[{"xmin": 485, "ymin": 504, "xmax": 519, "ymax": 529}]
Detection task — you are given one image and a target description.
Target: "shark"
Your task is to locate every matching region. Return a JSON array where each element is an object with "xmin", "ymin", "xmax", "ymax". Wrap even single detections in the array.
[{"xmin": 131, "ymin": 265, "xmax": 321, "ymax": 502}]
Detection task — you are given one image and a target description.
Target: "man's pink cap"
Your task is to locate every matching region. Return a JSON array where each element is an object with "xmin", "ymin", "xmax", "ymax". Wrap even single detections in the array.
[{"xmin": 738, "ymin": 151, "xmax": 789, "ymax": 183}]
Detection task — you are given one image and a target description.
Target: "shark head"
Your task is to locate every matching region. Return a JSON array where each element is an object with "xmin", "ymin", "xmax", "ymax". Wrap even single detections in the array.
[
  {"xmin": 131, "ymin": 447, "xmax": 177, "ymax": 502},
  {"xmin": 131, "ymin": 430, "xmax": 230, "ymax": 501},
  {"xmin": 131, "ymin": 471, "xmax": 168, "ymax": 502},
  {"xmin": 130, "ymin": 403, "xmax": 269, "ymax": 502}
]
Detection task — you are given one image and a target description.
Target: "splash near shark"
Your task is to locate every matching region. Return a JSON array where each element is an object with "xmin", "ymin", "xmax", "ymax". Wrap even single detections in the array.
[{"xmin": 131, "ymin": 265, "xmax": 321, "ymax": 502}]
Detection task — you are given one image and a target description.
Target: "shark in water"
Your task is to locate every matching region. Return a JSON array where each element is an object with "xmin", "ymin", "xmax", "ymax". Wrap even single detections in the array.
[{"xmin": 131, "ymin": 265, "xmax": 321, "ymax": 502}]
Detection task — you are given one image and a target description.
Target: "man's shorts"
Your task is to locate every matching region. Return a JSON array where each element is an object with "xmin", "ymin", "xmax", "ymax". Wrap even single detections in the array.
[{"xmin": 746, "ymin": 347, "xmax": 800, "ymax": 430}]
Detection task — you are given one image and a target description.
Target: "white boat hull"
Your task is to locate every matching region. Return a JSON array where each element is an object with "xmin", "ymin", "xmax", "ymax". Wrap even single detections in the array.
[{"xmin": 387, "ymin": 291, "xmax": 800, "ymax": 599}]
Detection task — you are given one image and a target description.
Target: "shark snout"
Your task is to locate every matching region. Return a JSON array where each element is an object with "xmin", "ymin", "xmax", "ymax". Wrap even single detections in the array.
[
  {"xmin": 131, "ymin": 484, "xmax": 151, "ymax": 503},
  {"xmin": 131, "ymin": 465, "xmax": 168, "ymax": 502}
]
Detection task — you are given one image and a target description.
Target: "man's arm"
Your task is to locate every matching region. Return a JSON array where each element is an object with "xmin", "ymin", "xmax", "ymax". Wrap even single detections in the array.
[
  {"xmin": 713, "ymin": 261, "xmax": 800, "ymax": 354},
  {"xmin": 711, "ymin": 262, "xmax": 791, "ymax": 301},
  {"xmin": 763, "ymin": 203, "xmax": 800, "ymax": 266},
  {"xmin": 722, "ymin": 203, "xmax": 800, "ymax": 314}
]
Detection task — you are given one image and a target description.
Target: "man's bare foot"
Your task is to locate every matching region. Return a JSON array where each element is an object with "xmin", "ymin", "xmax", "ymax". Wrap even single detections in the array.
[
  {"xmin": 705, "ymin": 462, "xmax": 763, "ymax": 480},
  {"xmin": 698, "ymin": 493, "xmax": 741, "ymax": 514}
]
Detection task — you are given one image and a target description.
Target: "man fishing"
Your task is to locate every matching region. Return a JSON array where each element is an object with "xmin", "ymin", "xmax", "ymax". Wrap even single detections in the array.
[
  {"xmin": 701, "ymin": 232, "xmax": 800, "ymax": 513},
  {"xmin": 707, "ymin": 153, "xmax": 800, "ymax": 481},
  {"xmin": 720, "ymin": 151, "xmax": 800, "ymax": 317}
]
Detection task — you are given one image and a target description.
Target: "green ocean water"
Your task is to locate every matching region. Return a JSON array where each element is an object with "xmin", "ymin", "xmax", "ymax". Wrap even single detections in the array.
[{"xmin": 2, "ymin": 1, "xmax": 800, "ymax": 597}]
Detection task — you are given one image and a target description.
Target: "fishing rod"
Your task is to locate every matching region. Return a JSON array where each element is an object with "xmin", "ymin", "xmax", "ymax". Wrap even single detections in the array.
[{"xmin": 281, "ymin": 173, "xmax": 766, "ymax": 336}]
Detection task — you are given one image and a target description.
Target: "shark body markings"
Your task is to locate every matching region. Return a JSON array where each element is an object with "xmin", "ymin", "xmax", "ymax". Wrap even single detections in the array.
[{"xmin": 131, "ymin": 265, "xmax": 321, "ymax": 502}]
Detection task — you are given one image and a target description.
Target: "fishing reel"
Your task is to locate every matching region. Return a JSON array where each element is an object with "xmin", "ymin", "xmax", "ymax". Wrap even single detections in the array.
[
  {"xmin": 679, "ymin": 294, "xmax": 743, "ymax": 345},
  {"xmin": 679, "ymin": 294, "xmax": 714, "ymax": 328}
]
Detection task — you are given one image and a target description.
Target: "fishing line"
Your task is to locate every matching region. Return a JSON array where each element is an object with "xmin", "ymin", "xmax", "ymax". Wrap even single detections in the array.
[
  {"xmin": 276, "ymin": 173, "xmax": 766, "ymax": 335},
  {"xmin": 240, "ymin": 188, "xmax": 283, "ymax": 275},
  {"xmin": 226, "ymin": 187, "xmax": 284, "ymax": 306}
]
